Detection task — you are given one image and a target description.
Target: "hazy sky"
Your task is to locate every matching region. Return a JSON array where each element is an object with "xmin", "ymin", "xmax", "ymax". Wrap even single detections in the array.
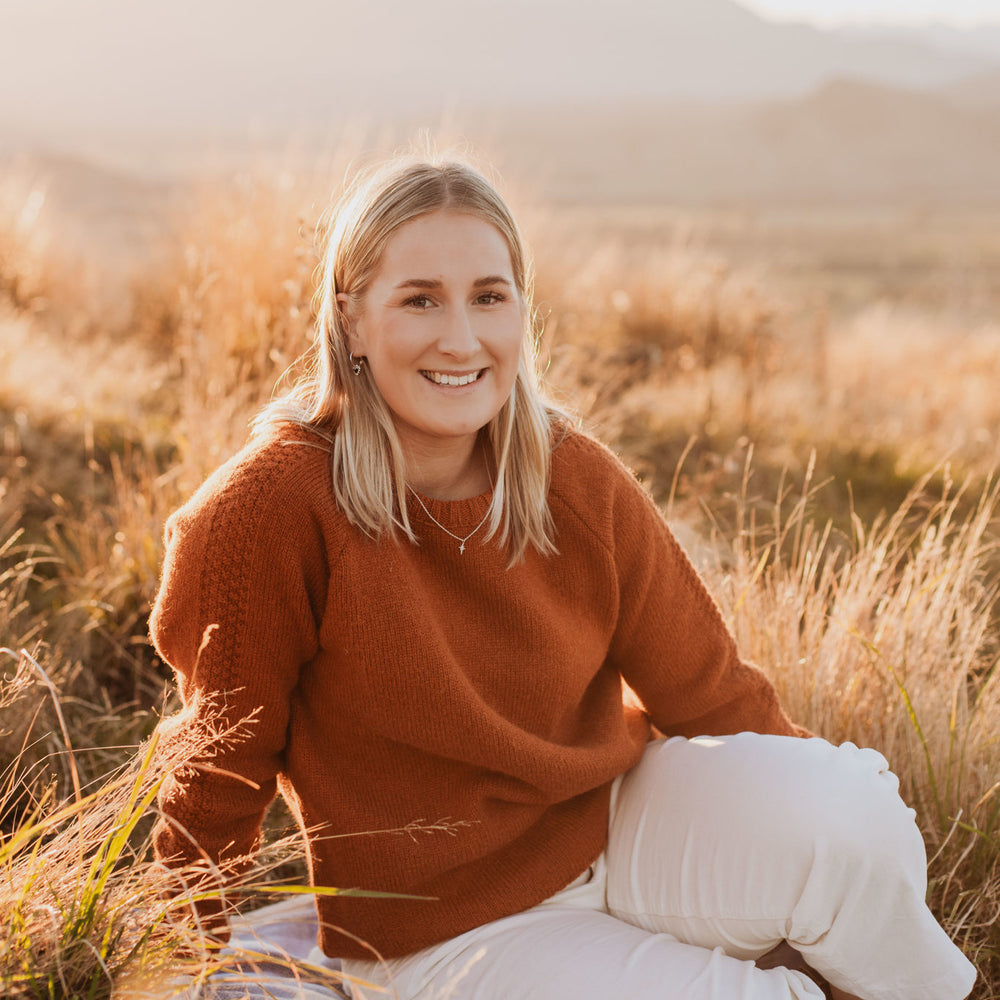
[
  {"xmin": 738, "ymin": 0, "xmax": 1000, "ymax": 26},
  {"xmin": 2, "ymin": 0, "xmax": 998, "ymax": 26}
]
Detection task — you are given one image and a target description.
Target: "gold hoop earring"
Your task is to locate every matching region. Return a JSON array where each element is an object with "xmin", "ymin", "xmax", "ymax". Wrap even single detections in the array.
[{"xmin": 349, "ymin": 353, "xmax": 364, "ymax": 376}]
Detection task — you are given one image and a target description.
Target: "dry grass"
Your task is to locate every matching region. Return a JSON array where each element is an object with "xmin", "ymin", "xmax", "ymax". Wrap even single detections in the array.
[
  {"xmin": 691, "ymin": 463, "xmax": 1000, "ymax": 984},
  {"xmin": 538, "ymin": 238, "xmax": 1000, "ymax": 519},
  {"xmin": 1, "ymin": 154, "xmax": 998, "ymax": 996},
  {"xmin": 1, "ymin": 654, "xmax": 188, "ymax": 1000},
  {"xmin": 0, "ymin": 646, "xmax": 359, "ymax": 1000}
]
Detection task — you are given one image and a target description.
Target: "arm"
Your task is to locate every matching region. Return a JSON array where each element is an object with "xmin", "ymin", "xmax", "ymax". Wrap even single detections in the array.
[
  {"xmin": 605, "ymin": 459, "xmax": 805, "ymax": 739},
  {"xmin": 150, "ymin": 444, "xmax": 329, "ymax": 917}
]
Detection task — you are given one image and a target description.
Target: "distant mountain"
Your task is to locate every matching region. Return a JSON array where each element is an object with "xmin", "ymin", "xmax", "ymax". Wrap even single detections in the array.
[
  {"xmin": 947, "ymin": 67, "xmax": 1000, "ymax": 107},
  {"xmin": 7, "ymin": 74, "xmax": 999, "ymax": 223},
  {"xmin": 841, "ymin": 22, "xmax": 1000, "ymax": 63},
  {"xmin": 477, "ymin": 77, "xmax": 1000, "ymax": 207},
  {"xmin": 740, "ymin": 77, "xmax": 1000, "ymax": 203},
  {"xmin": 0, "ymin": 0, "xmax": 996, "ymax": 153}
]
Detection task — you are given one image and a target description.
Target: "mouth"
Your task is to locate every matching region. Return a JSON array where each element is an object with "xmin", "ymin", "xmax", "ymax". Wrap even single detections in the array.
[{"xmin": 419, "ymin": 368, "xmax": 487, "ymax": 387}]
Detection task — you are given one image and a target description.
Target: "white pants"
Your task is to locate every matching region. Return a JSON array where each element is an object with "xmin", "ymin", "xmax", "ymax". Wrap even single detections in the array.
[{"xmin": 341, "ymin": 735, "xmax": 976, "ymax": 1000}]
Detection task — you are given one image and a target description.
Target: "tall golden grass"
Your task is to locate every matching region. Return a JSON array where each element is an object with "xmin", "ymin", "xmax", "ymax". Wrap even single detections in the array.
[
  {"xmin": 698, "ymin": 464, "xmax": 1000, "ymax": 977},
  {"xmin": 1, "ymin": 156, "xmax": 998, "ymax": 996},
  {"xmin": 0, "ymin": 645, "xmax": 359, "ymax": 1000}
]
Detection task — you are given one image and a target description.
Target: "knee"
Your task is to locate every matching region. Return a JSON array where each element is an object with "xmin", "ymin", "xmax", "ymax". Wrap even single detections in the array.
[
  {"xmin": 792, "ymin": 739, "xmax": 921, "ymax": 857},
  {"xmin": 635, "ymin": 734, "xmax": 927, "ymax": 876},
  {"xmin": 742, "ymin": 736, "xmax": 928, "ymax": 889}
]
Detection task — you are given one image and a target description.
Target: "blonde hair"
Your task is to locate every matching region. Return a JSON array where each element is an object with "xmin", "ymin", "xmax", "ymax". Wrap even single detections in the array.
[{"xmin": 254, "ymin": 154, "xmax": 562, "ymax": 562}]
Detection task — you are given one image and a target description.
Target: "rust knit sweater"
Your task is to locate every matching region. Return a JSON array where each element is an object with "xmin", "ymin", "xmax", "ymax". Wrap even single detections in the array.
[{"xmin": 151, "ymin": 423, "xmax": 802, "ymax": 959}]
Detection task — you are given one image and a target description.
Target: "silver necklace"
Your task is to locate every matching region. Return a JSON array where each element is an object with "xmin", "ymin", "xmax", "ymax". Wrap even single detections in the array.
[{"xmin": 409, "ymin": 489, "xmax": 491, "ymax": 555}]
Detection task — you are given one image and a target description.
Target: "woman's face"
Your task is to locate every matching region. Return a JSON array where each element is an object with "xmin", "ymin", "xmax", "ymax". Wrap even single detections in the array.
[{"xmin": 344, "ymin": 210, "xmax": 525, "ymax": 461}]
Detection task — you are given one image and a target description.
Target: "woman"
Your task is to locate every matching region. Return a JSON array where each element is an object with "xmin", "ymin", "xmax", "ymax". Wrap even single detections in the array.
[{"xmin": 151, "ymin": 155, "xmax": 976, "ymax": 1000}]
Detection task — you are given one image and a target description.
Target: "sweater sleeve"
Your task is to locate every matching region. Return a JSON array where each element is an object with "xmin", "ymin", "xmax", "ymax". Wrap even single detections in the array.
[
  {"xmin": 600, "ymin": 450, "xmax": 804, "ymax": 740},
  {"xmin": 150, "ymin": 441, "xmax": 329, "ymax": 897}
]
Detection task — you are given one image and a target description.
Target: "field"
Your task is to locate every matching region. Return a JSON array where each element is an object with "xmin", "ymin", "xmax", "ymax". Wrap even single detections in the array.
[{"xmin": 1, "ymin": 149, "xmax": 999, "ymax": 997}]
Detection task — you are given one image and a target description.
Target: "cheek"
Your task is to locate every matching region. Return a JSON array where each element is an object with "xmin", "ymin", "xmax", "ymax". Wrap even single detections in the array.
[
  {"xmin": 487, "ymin": 311, "xmax": 525, "ymax": 354},
  {"xmin": 500, "ymin": 326, "xmax": 526, "ymax": 370},
  {"xmin": 364, "ymin": 320, "xmax": 418, "ymax": 365}
]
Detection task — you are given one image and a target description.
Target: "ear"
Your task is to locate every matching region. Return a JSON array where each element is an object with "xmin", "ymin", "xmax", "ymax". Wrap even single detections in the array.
[{"xmin": 336, "ymin": 292, "xmax": 366, "ymax": 355}]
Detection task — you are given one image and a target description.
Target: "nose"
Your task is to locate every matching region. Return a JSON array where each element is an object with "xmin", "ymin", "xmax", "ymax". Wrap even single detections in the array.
[{"xmin": 436, "ymin": 304, "xmax": 480, "ymax": 359}]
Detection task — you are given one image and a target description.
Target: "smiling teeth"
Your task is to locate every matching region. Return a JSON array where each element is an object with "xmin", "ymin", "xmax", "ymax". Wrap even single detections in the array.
[{"xmin": 423, "ymin": 370, "xmax": 482, "ymax": 386}]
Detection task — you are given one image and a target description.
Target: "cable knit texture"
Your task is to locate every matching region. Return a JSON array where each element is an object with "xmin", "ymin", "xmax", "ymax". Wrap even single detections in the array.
[{"xmin": 151, "ymin": 423, "xmax": 803, "ymax": 959}]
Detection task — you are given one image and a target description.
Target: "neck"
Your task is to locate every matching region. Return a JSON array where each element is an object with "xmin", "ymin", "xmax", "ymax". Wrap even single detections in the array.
[{"xmin": 403, "ymin": 433, "xmax": 492, "ymax": 501}]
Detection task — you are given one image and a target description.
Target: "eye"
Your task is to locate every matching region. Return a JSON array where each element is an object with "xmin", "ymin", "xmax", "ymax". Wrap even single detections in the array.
[
  {"xmin": 475, "ymin": 291, "xmax": 506, "ymax": 305},
  {"xmin": 403, "ymin": 294, "xmax": 434, "ymax": 309}
]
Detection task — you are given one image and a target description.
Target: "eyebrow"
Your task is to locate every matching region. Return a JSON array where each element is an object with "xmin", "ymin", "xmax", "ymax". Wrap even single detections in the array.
[{"xmin": 394, "ymin": 276, "xmax": 514, "ymax": 291}]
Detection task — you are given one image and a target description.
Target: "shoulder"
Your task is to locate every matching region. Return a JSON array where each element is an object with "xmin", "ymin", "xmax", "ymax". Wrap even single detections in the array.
[
  {"xmin": 165, "ymin": 423, "xmax": 338, "ymax": 546},
  {"xmin": 153, "ymin": 424, "xmax": 333, "ymax": 685},
  {"xmin": 550, "ymin": 424, "xmax": 653, "ymax": 506},
  {"xmin": 549, "ymin": 425, "xmax": 662, "ymax": 547}
]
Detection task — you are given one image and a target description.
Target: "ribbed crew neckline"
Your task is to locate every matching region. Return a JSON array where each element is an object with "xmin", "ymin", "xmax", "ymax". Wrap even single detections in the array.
[{"xmin": 406, "ymin": 486, "xmax": 493, "ymax": 529}]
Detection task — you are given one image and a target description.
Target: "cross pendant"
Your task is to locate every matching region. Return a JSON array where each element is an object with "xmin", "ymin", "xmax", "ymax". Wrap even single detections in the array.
[{"xmin": 459, "ymin": 542, "xmax": 466, "ymax": 554}]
